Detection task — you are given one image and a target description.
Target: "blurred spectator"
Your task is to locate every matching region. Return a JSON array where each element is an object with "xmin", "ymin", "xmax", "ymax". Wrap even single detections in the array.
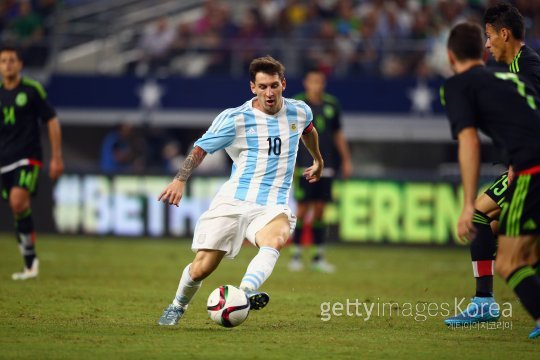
[
  {"xmin": 9, "ymin": 0, "xmax": 43, "ymax": 43},
  {"xmin": 100, "ymin": 123, "xmax": 146, "ymax": 173},
  {"xmin": 136, "ymin": 17, "xmax": 176, "ymax": 76}
]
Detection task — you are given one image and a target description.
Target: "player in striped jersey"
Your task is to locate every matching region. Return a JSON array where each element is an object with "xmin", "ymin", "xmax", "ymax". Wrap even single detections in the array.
[
  {"xmin": 0, "ymin": 47, "xmax": 64, "ymax": 280},
  {"xmin": 157, "ymin": 56, "xmax": 324, "ymax": 326},
  {"xmin": 445, "ymin": 3, "xmax": 540, "ymax": 326}
]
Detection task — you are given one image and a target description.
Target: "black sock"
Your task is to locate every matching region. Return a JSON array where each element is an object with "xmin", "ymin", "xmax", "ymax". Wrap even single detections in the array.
[
  {"xmin": 312, "ymin": 220, "xmax": 325, "ymax": 262},
  {"xmin": 506, "ymin": 266, "xmax": 540, "ymax": 320},
  {"xmin": 15, "ymin": 208, "xmax": 36, "ymax": 269},
  {"xmin": 471, "ymin": 210, "xmax": 496, "ymax": 296},
  {"xmin": 292, "ymin": 220, "xmax": 303, "ymax": 260},
  {"xmin": 475, "ymin": 277, "xmax": 494, "ymax": 298},
  {"xmin": 533, "ymin": 261, "xmax": 540, "ymax": 276}
]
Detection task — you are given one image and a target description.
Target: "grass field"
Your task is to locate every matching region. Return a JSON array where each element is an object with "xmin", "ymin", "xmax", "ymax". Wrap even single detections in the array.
[{"xmin": 0, "ymin": 234, "xmax": 538, "ymax": 359}]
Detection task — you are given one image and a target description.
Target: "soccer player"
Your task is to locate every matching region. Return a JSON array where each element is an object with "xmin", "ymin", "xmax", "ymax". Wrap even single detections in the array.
[
  {"xmin": 289, "ymin": 68, "xmax": 352, "ymax": 273},
  {"xmin": 445, "ymin": 3, "xmax": 540, "ymax": 326},
  {"xmin": 0, "ymin": 46, "xmax": 64, "ymax": 280},
  {"xmin": 157, "ymin": 56, "xmax": 324, "ymax": 325},
  {"xmin": 442, "ymin": 22, "xmax": 540, "ymax": 339}
]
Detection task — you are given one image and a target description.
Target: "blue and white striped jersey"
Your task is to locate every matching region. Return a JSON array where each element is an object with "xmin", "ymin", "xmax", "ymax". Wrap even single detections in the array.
[{"xmin": 195, "ymin": 97, "xmax": 313, "ymax": 206}]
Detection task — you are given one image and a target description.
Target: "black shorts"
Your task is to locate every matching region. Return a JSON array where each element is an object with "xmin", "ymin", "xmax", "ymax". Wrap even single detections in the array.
[
  {"xmin": 484, "ymin": 171, "xmax": 509, "ymax": 207},
  {"xmin": 1, "ymin": 164, "xmax": 41, "ymax": 201},
  {"xmin": 499, "ymin": 168, "xmax": 540, "ymax": 236},
  {"xmin": 294, "ymin": 174, "xmax": 333, "ymax": 202}
]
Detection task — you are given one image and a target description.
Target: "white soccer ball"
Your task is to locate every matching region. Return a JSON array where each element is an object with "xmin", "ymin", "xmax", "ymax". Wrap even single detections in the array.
[{"xmin": 207, "ymin": 285, "xmax": 250, "ymax": 327}]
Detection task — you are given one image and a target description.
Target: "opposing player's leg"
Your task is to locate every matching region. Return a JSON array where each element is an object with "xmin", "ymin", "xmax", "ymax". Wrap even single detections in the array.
[
  {"xmin": 289, "ymin": 201, "xmax": 308, "ymax": 272},
  {"xmin": 497, "ymin": 172, "xmax": 540, "ymax": 338},
  {"xmin": 310, "ymin": 200, "xmax": 335, "ymax": 273},
  {"xmin": 241, "ymin": 213, "xmax": 291, "ymax": 310},
  {"xmin": 10, "ymin": 186, "xmax": 39, "ymax": 280},
  {"xmin": 158, "ymin": 249, "xmax": 225, "ymax": 326},
  {"xmin": 445, "ymin": 175, "xmax": 505, "ymax": 325},
  {"xmin": 496, "ymin": 235, "xmax": 540, "ymax": 339}
]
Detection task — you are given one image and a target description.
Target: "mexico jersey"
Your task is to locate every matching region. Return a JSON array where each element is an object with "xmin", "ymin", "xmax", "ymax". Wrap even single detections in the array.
[{"xmin": 195, "ymin": 97, "xmax": 313, "ymax": 206}]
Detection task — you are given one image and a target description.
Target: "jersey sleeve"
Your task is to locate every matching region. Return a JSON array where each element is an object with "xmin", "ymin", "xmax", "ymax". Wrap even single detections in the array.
[
  {"xmin": 194, "ymin": 110, "xmax": 237, "ymax": 154},
  {"xmin": 301, "ymin": 102, "xmax": 313, "ymax": 131},
  {"xmin": 443, "ymin": 77, "xmax": 477, "ymax": 139},
  {"xmin": 27, "ymin": 79, "xmax": 56, "ymax": 123}
]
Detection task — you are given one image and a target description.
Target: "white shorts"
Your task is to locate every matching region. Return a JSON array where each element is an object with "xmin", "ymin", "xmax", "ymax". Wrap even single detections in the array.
[{"xmin": 191, "ymin": 197, "xmax": 296, "ymax": 259}]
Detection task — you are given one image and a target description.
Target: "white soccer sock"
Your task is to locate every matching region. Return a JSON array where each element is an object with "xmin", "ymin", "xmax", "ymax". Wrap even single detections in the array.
[
  {"xmin": 173, "ymin": 264, "xmax": 202, "ymax": 308},
  {"xmin": 240, "ymin": 247, "xmax": 280, "ymax": 292}
]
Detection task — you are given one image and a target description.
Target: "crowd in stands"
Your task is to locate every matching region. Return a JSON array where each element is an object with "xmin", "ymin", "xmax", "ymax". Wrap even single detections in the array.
[
  {"xmin": 0, "ymin": 0, "xmax": 58, "ymax": 67},
  {"xmin": 1, "ymin": 0, "xmax": 539, "ymax": 76},
  {"xmin": 134, "ymin": 0, "xmax": 540, "ymax": 78}
]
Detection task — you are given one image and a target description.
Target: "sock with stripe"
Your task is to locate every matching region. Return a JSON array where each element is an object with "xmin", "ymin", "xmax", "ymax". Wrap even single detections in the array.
[
  {"xmin": 312, "ymin": 220, "xmax": 325, "ymax": 262},
  {"xmin": 470, "ymin": 210, "xmax": 496, "ymax": 297},
  {"xmin": 291, "ymin": 219, "xmax": 303, "ymax": 260},
  {"xmin": 172, "ymin": 264, "xmax": 202, "ymax": 308},
  {"xmin": 506, "ymin": 266, "xmax": 540, "ymax": 320},
  {"xmin": 15, "ymin": 208, "xmax": 37, "ymax": 269},
  {"xmin": 240, "ymin": 247, "xmax": 280, "ymax": 292}
]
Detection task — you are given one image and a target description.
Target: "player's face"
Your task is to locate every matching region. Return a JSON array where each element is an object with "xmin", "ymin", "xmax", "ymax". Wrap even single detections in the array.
[
  {"xmin": 0, "ymin": 51, "xmax": 22, "ymax": 79},
  {"xmin": 251, "ymin": 72, "xmax": 286, "ymax": 115},
  {"xmin": 304, "ymin": 72, "xmax": 326, "ymax": 97},
  {"xmin": 485, "ymin": 24, "xmax": 506, "ymax": 63}
]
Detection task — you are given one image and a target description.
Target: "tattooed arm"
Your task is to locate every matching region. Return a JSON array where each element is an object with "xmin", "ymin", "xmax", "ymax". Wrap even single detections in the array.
[{"xmin": 158, "ymin": 146, "xmax": 207, "ymax": 206}]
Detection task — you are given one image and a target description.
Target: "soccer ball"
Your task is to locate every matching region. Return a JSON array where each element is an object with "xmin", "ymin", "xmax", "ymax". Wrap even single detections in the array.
[{"xmin": 207, "ymin": 285, "xmax": 250, "ymax": 327}]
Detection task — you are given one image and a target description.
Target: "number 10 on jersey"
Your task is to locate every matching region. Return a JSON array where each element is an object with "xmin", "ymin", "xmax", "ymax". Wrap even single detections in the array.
[{"xmin": 267, "ymin": 137, "xmax": 282, "ymax": 156}]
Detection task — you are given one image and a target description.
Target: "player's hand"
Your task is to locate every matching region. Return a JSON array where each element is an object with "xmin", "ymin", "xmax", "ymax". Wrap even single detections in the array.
[
  {"xmin": 158, "ymin": 179, "xmax": 185, "ymax": 207},
  {"xmin": 49, "ymin": 157, "xmax": 64, "ymax": 181},
  {"xmin": 303, "ymin": 159, "xmax": 323, "ymax": 183},
  {"xmin": 342, "ymin": 160, "xmax": 353, "ymax": 179},
  {"xmin": 457, "ymin": 205, "xmax": 476, "ymax": 243}
]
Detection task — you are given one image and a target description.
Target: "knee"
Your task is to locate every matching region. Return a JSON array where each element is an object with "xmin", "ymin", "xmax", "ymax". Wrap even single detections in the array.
[
  {"xmin": 261, "ymin": 234, "xmax": 287, "ymax": 251},
  {"xmin": 9, "ymin": 199, "xmax": 29, "ymax": 216}
]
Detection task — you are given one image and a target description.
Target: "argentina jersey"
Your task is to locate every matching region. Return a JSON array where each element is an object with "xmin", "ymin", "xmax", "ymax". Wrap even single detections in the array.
[{"xmin": 195, "ymin": 97, "xmax": 313, "ymax": 206}]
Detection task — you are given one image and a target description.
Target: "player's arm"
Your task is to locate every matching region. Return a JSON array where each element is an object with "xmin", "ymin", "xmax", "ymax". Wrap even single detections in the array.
[
  {"xmin": 47, "ymin": 117, "xmax": 64, "ymax": 181},
  {"xmin": 301, "ymin": 126, "xmax": 324, "ymax": 183},
  {"xmin": 457, "ymin": 127, "xmax": 481, "ymax": 241},
  {"xmin": 333, "ymin": 130, "xmax": 352, "ymax": 178},
  {"xmin": 158, "ymin": 146, "xmax": 207, "ymax": 206}
]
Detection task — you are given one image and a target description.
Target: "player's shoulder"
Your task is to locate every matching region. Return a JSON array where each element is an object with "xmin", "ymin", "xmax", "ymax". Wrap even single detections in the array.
[
  {"xmin": 322, "ymin": 93, "xmax": 340, "ymax": 106},
  {"xmin": 20, "ymin": 76, "xmax": 48, "ymax": 99},
  {"xmin": 446, "ymin": 66, "xmax": 490, "ymax": 89},
  {"xmin": 519, "ymin": 45, "xmax": 540, "ymax": 64},
  {"xmin": 284, "ymin": 97, "xmax": 310, "ymax": 110}
]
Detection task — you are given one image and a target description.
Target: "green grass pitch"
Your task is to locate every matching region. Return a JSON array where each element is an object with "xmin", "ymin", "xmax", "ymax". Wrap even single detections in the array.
[{"xmin": 0, "ymin": 234, "xmax": 538, "ymax": 359}]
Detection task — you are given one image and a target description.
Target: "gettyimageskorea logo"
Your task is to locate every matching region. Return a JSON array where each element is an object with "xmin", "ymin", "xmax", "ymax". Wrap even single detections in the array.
[{"xmin": 319, "ymin": 297, "xmax": 513, "ymax": 324}]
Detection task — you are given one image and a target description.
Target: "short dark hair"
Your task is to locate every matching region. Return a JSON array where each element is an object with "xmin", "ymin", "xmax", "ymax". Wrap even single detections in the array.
[
  {"xmin": 0, "ymin": 46, "xmax": 22, "ymax": 61},
  {"xmin": 483, "ymin": 2, "xmax": 525, "ymax": 40},
  {"xmin": 447, "ymin": 22, "xmax": 485, "ymax": 61},
  {"xmin": 303, "ymin": 67, "xmax": 325, "ymax": 79},
  {"xmin": 249, "ymin": 56, "xmax": 285, "ymax": 82}
]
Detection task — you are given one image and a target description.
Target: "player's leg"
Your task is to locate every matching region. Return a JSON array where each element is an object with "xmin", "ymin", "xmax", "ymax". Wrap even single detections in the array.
[
  {"xmin": 158, "ymin": 199, "xmax": 241, "ymax": 325},
  {"xmin": 289, "ymin": 201, "xmax": 308, "ymax": 271},
  {"xmin": 10, "ymin": 186, "xmax": 39, "ymax": 280},
  {"xmin": 496, "ymin": 235, "xmax": 540, "ymax": 338},
  {"xmin": 289, "ymin": 171, "xmax": 311, "ymax": 271},
  {"xmin": 310, "ymin": 200, "xmax": 334, "ymax": 273},
  {"xmin": 241, "ymin": 213, "xmax": 291, "ymax": 310},
  {"xmin": 445, "ymin": 176, "xmax": 505, "ymax": 325},
  {"xmin": 158, "ymin": 249, "xmax": 226, "ymax": 326},
  {"xmin": 470, "ymin": 194, "xmax": 499, "ymax": 297}
]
